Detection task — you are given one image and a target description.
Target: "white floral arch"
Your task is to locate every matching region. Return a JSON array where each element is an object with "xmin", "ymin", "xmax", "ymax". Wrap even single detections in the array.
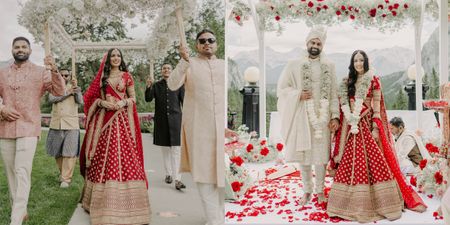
[
  {"xmin": 18, "ymin": 0, "xmax": 198, "ymax": 79},
  {"xmin": 228, "ymin": 0, "xmax": 448, "ymax": 137}
]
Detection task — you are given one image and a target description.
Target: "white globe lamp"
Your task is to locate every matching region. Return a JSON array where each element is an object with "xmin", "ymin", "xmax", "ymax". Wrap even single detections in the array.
[{"xmin": 244, "ymin": 67, "xmax": 260, "ymax": 86}]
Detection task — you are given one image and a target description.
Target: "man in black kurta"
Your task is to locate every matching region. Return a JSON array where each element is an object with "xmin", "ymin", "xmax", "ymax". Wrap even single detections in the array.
[{"xmin": 145, "ymin": 63, "xmax": 186, "ymax": 190}]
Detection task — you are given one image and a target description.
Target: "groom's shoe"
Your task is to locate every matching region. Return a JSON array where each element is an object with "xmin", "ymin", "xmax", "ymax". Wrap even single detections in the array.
[
  {"xmin": 175, "ymin": 180, "xmax": 186, "ymax": 190},
  {"xmin": 165, "ymin": 175, "xmax": 173, "ymax": 184}
]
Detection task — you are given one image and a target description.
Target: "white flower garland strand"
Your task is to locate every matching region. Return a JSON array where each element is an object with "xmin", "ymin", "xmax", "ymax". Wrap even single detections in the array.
[
  {"xmin": 302, "ymin": 59, "xmax": 331, "ymax": 139},
  {"xmin": 340, "ymin": 71, "xmax": 373, "ymax": 134}
]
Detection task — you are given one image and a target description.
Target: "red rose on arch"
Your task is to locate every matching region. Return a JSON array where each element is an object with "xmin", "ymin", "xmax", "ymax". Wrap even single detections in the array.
[
  {"xmin": 275, "ymin": 15, "xmax": 281, "ymax": 21},
  {"xmin": 393, "ymin": 3, "xmax": 399, "ymax": 9},
  {"xmin": 404, "ymin": 3, "xmax": 409, "ymax": 9},
  {"xmin": 260, "ymin": 139, "xmax": 267, "ymax": 146},
  {"xmin": 392, "ymin": 11, "xmax": 397, "ymax": 16},
  {"xmin": 435, "ymin": 171, "xmax": 443, "ymax": 185},
  {"xmin": 308, "ymin": 1, "xmax": 314, "ymax": 8},
  {"xmin": 276, "ymin": 143, "xmax": 284, "ymax": 151},
  {"xmin": 246, "ymin": 144, "xmax": 254, "ymax": 152},
  {"xmin": 231, "ymin": 181, "xmax": 243, "ymax": 192},
  {"xmin": 336, "ymin": 10, "xmax": 342, "ymax": 16},
  {"xmin": 369, "ymin": 8, "xmax": 377, "ymax": 17},
  {"xmin": 419, "ymin": 159, "xmax": 428, "ymax": 170},
  {"xmin": 230, "ymin": 156, "xmax": 244, "ymax": 166},
  {"xmin": 260, "ymin": 147, "xmax": 269, "ymax": 156},
  {"xmin": 340, "ymin": 5, "xmax": 346, "ymax": 11},
  {"xmin": 410, "ymin": 176, "xmax": 417, "ymax": 187},
  {"xmin": 350, "ymin": 15, "xmax": 355, "ymax": 20},
  {"xmin": 235, "ymin": 15, "xmax": 241, "ymax": 21},
  {"xmin": 322, "ymin": 5, "xmax": 328, "ymax": 10}
]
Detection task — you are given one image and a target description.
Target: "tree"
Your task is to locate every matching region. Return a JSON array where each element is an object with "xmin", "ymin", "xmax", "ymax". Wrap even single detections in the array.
[{"xmin": 392, "ymin": 88, "xmax": 408, "ymax": 110}]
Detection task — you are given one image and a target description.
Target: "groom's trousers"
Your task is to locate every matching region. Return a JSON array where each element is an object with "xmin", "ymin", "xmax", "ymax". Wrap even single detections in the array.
[{"xmin": 300, "ymin": 164, "xmax": 326, "ymax": 193}]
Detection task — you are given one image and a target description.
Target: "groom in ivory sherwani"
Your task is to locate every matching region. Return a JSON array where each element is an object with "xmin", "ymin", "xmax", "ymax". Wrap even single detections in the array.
[{"xmin": 277, "ymin": 27, "xmax": 339, "ymax": 205}]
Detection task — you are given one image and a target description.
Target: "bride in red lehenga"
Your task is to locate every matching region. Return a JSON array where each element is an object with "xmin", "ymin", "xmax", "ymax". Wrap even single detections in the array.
[
  {"xmin": 80, "ymin": 48, "xmax": 150, "ymax": 225},
  {"xmin": 328, "ymin": 50, "xmax": 426, "ymax": 223}
]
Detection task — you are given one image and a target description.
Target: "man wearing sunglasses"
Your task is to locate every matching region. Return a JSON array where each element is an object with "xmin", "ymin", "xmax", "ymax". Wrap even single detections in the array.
[
  {"xmin": 46, "ymin": 69, "xmax": 82, "ymax": 188},
  {"xmin": 168, "ymin": 29, "xmax": 236, "ymax": 225}
]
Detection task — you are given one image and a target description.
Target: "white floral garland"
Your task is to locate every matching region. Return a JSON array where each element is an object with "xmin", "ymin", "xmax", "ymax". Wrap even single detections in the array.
[
  {"xmin": 302, "ymin": 58, "xmax": 331, "ymax": 139},
  {"xmin": 339, "ymin": 71, "xmax": 373, "ymax": 134}
]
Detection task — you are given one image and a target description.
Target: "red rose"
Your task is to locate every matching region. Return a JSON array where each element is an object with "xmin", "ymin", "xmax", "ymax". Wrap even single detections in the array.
[
  {"xmin": 354, "ymin": 8, "xmax": 359, "ymax": 13},
  {"xmin": 350, "ymin": 15, "xmax": 355, "ymax": 20},
  {"xmin": 308, "ymin": 1, "xmax": 314, "ymax": 8},
  {"xmin": 377, "ymin": 4, "xmax": 384, "ymax": 9},
  {"xmin": 336, "ymin": 10, "xmax": 342, "ymax": 16},
  {"xmin": 260, "ymin": 139, "xmax": 267, "ymax": 146},
  {"xmin": 230, "ymin": 156, "xmax": 244, "ymax": 166},
  {"xmin": 246, "ymin": 144, "xmax": 254, "ymax": 152},
  {"xmin": 276, "ymin": 143, "xmax": 284, "ymax": 151},
  {"xmin": 385, "ymin": 0, "xmax": 389, "ymax": 3},
  {"xmin": 260, "ymin": 147, "xmax": 269, "ymax": 156},
  {"xmin": 435, "ymin": 171, "xmax": 443, "ymax": 185},
  {"xmin": 348, "ymin": 6, "xmax": 353, "ymax": 11},
  {"xmin": 235, "ymin": 15, "xmax": 241, "ymax": 21},
  {"xmin": 392, "ymin": 11, "xmax": 397, "ymax": 16},
  {"xmin": 394, "ymin": 3, "xmax": 399, "ymax": 9},
  {"xmin": 322, "ymin": 5, "xmax": 328, "ymax": 9},
  {"xmin": 433, "ymin": 211, "xmax": 439, "ymax": 217},
  {"xmin": 231, "ymin": 181, "xmax": 243, "ymax": 192},
  {"xmin": 410, "ymin": 176, "xmax": 417, "ymax": 187},
  {"xmin": 316, "ymin": 7, "xmax": 321, "ymax": 12},
  {"xmin": 388, "ymin": 5, "xmax": 393, "ymax": 11},
  {"xmin": 340, "ymin": 5, "xmax": 346, "ymax": 11},
  {"xmin": 369, "ymin": 8, "xmax": 377, "ymax": 17},
  {"xmin": 275, "ymin": 15, "xmax": 281, "ymax": 21},
  {"xmin": 404, "ymin": 3, "xmax": 409, "ymax": 9},
  {"xmin": 419, "ymin": 159, "xmax": 427, "ymax": 170},
  {"xmin": 382, "ymin": 13, "xmax": 387, "ymax": 18}
]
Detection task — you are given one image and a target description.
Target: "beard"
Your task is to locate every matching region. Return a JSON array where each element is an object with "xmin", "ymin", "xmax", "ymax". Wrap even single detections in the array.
[
  {"xmin": 307, "ymin": 47, "xmax": 321, "ymax": 56},
  {"xmin": 13, "ymin": 52, "xmax": 30, "ymax": 62}
]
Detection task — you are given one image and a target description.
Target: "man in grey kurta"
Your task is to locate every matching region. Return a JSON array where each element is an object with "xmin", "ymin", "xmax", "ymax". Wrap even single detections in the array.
[
  {"xmin": 46, "ymin": 69, "xmax": 82, "ymax": 188},
  {"xmin": 168, "ymin": 29, "xmax": 232, "ymax": 225},
  {"xmin": 277, "ymin": 27, "xmax": 339, "ymax": 205}
]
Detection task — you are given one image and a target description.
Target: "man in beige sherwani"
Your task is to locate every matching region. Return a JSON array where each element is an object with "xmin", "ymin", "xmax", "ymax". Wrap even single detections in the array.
[
  {"xmin": 0, "ymin": 37, "xmax": 65, "ymax": 225},
  {"xmin": 168, "ymin": 29, "xmax": 235, "ymax": 225},
  {"xmin": 277, "ymin": 27, "xmax": 339, "ymax": 205}
]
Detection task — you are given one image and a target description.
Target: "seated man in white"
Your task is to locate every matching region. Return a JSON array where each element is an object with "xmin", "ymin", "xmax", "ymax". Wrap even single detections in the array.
[{"xmin": 389, "ymin": 117, "xmax": 431, "ymax": 175}]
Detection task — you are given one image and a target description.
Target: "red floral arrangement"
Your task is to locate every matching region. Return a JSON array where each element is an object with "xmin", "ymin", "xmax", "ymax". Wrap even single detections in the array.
[
  {"xmin": 231, "ymin": 181, "xmax": 244, "ymax": 192},
  {"xmin": 434, "ymin": 171, "xmax": 443, "ymax": 185},
  {"xmin": 423, "ymin": 100, "xmax": 449, "ymax": 109},
  {"xmin": 240, "ymin": 138, "xmax": 282, "ymax": 163},
  {"xmin": 419, "ymin": 159, "xmax": 428, "ymax": 170},
  {"xmin": 425, "ymin": 143, "xmax": 440, "ymax": 154},
  {"xmin": 230, "ymin": 156, "xmax": 244, "ymax": 166}
]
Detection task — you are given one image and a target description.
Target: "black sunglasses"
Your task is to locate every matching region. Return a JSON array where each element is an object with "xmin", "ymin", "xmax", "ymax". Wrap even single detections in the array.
[{"xmin": 197, "ymin": 38, "xmax": 216, "ymax": 44}]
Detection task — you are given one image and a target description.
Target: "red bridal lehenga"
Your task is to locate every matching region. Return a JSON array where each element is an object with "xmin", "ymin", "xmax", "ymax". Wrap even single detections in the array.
[
  {"xmin": 80, "ymin": 56, "xmax": 150, "ymax": 225},
  {"xmin": 328, "ymin": 75, "xmax": 426, "ymax": 223}
]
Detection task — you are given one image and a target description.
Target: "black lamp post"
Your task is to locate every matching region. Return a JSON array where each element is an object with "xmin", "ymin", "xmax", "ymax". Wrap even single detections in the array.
[
  {"xmin": 404, "ymin": 80, "xmax": 429, "ymax": 110},
  {"xmin": 240, "ymin": 67, "xmax": 260, "ymax": 134}
]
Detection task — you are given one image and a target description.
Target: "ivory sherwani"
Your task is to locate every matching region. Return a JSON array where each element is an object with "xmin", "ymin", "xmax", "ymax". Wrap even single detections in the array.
[
  {"xmin": 277, "ymin": 56, "xmax": 339, "ymax": 165},
  {"xmin": 394, "ymin": 130, "xmax": 431, "ymax": 174}
]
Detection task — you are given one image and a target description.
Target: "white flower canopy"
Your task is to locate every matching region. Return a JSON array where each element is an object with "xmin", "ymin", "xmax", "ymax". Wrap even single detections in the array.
[{"xmin": 18, "ymin": 0, "xmax": 198, "ymax": 79}]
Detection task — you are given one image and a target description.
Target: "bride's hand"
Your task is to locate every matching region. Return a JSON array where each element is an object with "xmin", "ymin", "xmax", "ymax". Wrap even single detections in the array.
[
  {"xmin": 372, "ymin": 128, "xmax": 379, "ymax": 142},
  {"xmin": 100, "ymin": 101, "xmax": 116, "ymax": 110}
]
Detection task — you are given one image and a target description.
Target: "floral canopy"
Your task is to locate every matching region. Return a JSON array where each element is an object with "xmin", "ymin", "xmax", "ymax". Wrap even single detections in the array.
[
  {"xmin": 18, "ymin": 0, "xmax": 198, "ymax": 63},
  {"xmin": 229, "ymin": 0, "xmax": 439, "ymax": 33}
]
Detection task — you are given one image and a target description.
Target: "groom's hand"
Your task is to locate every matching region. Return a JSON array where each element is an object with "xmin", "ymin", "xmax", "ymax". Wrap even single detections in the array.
[
  {"xmin": 299, "ymin": 90, "xmax": 312, "ymax": 101},
  {"xmin": 329, "ymin": 118, "xmax": 339, "ymax": 132}
]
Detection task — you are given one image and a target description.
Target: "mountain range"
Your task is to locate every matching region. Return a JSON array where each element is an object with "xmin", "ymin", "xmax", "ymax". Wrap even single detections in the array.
[{"xmin": 228, "ymin": 26, "xmax": 443, "ymax": 94}]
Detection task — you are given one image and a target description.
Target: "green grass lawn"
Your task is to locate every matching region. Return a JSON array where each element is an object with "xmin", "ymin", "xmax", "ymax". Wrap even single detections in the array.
[{"xmin": 0, "ymin": 131, "xmax": 84, "ymax": 225}]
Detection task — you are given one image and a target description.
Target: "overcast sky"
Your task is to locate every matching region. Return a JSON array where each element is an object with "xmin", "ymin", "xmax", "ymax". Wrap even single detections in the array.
[
  {"xmin": 0, "ymin": 0, "xmax": 148, "ymax": 64},
  {"xmin": 227, "ymin": 16, "xmax": 439, "ymax": 58}
]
